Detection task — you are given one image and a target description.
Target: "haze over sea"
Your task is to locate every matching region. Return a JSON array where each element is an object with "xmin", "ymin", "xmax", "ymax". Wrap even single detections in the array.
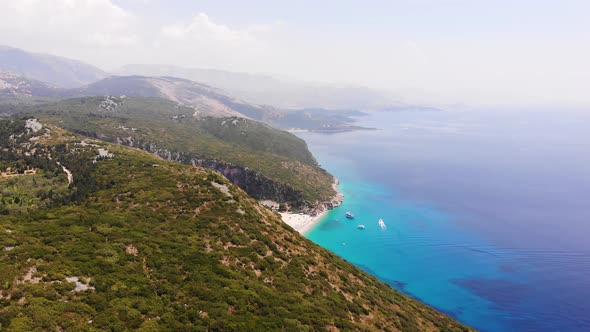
[{"xmin": 298, "ymin": 109, "xmax": 590, "ymax": 331}]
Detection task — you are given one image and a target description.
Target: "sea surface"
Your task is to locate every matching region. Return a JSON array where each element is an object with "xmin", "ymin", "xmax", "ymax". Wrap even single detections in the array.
[{"xmin": 297, "ymin": 109, "xmax": 590, "ymax": 331}]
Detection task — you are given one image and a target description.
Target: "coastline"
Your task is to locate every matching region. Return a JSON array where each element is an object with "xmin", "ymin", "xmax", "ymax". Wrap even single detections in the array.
[
  {"xmin": 286, "ymin": 126, "xmax": 376, "ymax": 134},
  {"xmin": 279, "ymin": 178, "xmax": 344, "ymax": 235},
  {"xmin": 279, "ymin": 209, "xmax": 329, "ymax": 235}
]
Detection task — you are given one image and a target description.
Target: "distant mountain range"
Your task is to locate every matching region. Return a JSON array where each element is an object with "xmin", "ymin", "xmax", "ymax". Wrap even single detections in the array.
[
  {"xmin": 0, "ymin": 45, "xmax": 400, "ymax": 110},
  {"xmin": 0, "ymin": 45, "xmax": 443, "ymax": 112},
  {"xmin": 0, "ymin": 45, "xmax": 106, "ymax": 88},
  {"xmin": 0, "ymin": 45, "xmax": 440, "ymax": 115},
  {"xmin": 117, "ymin": 63, "xmax": 404, "ymax": 110}
]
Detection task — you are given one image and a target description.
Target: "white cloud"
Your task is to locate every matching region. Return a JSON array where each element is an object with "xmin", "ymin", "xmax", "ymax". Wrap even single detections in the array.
[
  {"xmin": 153, "ymin": 13, "xmax": 273, "ymax": 70},
  {"xmin": 161, "ymin": 13, "xmax": 249, "ymax": 44},
  {"xmin": 0, "ymin": 0, "xmax": 139, "ymax": 50},
  {"xmin": 0, "ymin": 2, "xmax": 273, "ymax": 72}
]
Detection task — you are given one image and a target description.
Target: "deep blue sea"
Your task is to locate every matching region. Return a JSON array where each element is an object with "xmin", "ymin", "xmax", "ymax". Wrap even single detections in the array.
[{"xmin": 297, "ymin": 109, "xmax": 590, "ymax": 331}]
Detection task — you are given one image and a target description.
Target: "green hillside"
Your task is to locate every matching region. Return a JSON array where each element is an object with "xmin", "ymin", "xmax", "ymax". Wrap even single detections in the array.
[
  {"xmin": 1, "ymin": 96, "xmax": 335, "ymax": 209},
  {"xmin": 0, "ymin": 119, "xmax": 472, "ymax": 331}
]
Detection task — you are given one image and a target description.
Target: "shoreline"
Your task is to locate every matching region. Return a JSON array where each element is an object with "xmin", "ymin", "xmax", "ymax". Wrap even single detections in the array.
[
  {"xmin": 279, "ymin": 178, "xmax": 344, "ymax": 235},
  {"xmin": 286, "ymin": 127, "xmax": 377, "ymax": 134},
  {"xmin": 279, "ymin": 208, "xmax": 329, "ymax": 235}
]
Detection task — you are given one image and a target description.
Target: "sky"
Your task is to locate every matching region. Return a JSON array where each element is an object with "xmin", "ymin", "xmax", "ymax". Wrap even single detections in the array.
[{"xmin": 0, "ymin": 0, "xmax": 589, "ymax": 106}]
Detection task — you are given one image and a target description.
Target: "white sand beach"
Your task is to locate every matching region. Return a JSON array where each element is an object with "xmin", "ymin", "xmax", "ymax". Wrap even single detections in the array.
[
  {"xmin": 280, "ymin": 209, "xmax": 329, "ymax": 235},
  {"xmin": 279, "ymin": 178, "xmax": 343, "ymax": 235}
]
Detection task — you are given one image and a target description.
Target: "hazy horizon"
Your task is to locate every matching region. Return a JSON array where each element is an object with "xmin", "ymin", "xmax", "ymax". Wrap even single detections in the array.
[{"xmin": 1, "ymin": 0, "xmax": 589, "ymax": 107}]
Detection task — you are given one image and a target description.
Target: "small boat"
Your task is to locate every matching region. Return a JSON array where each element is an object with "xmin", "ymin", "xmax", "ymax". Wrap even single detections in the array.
[
  {"xmin": 357, "ymin": 225, "xmax": 365, "ymax": 229},
  {"xmin": 378, "ymin": 218, "xmax": 387, "ymax": 230},
  {"xmin": 345, "ymin": 212, "xmax": 355, "ymax": 219}
]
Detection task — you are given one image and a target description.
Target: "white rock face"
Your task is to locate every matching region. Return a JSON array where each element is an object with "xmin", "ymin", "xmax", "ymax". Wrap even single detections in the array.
[
  {"xmin": 221, "ymin": 118, "xmax": 241, "ymax": 126},
  {"xmin": 115, "ymin": 126, "xmax": 137, "ymax": 131},
  {"xmin": 211, "ymin": 181, "xmax": 232, "ymax": 197},
  {"xmin": 79, "ymin": 140, "xmax": 100, "ymax": 147},
  {"xmin": 93, "ymin": 148, "xmax": 115, "ymax": 164},
  {"xmin": 61, "ymin": 164, "xmax": 73, "ymax": 184},
  {"xmin": 98, "ymin": 96, "xmax": 123, "ymax": 111},
  {"xmin": 66, "ymin": 276, "xmax": 95, "ymax": 292},
  {"xmin": 97, "ymin": 148, "xmax": 114, "ymax": 158},
  {"xmin": 55, "ymin": 161, "xmax": 73, "ymax": 184},
  {"xmin": 25, "ymin": 118, "xmax": 43, "ymax": 133},
  {"xmin": 0, "ymin": 78, "xmax": 11, "ymax": 89}
]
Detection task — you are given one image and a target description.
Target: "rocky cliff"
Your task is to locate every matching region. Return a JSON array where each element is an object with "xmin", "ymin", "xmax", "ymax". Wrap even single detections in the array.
[
  {"xmin": 112, "ymin": 135, "xmax": 318, "ymax": 210},
  {"xmin": 112, "ymin": 135, "xmax": 344, "ymax": 215}
]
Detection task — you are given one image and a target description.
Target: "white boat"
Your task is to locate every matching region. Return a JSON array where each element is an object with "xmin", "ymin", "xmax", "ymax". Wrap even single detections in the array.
[
  {"xmin": 346, "ymin": 212, "xmax": 355, "ymax": 219},
  {"xmin": 357, "ymin": 225, "xmax": 365, "ymax": 229},
  {"xmin": 378, "ymin": 218, "xmax": 387, "ymax": 230}
]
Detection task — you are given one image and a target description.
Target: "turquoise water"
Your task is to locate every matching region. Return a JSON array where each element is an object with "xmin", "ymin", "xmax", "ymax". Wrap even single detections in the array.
[{"xmin": 298, "ymin": 110, "xmax": 590, "ymax": 331}]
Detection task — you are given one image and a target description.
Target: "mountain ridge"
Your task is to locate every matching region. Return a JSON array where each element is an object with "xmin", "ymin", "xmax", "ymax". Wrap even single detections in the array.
[
  {"xmin": 117, "ymin": 63, "xmax": 404, "ymax": 110},
  {"xmin": 71, "ymin": 75, "xmax": 279, "ymax": 121},
  {"xmin": 0, "ymin": 46, "xmax": 106, "ymax": 88}
]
